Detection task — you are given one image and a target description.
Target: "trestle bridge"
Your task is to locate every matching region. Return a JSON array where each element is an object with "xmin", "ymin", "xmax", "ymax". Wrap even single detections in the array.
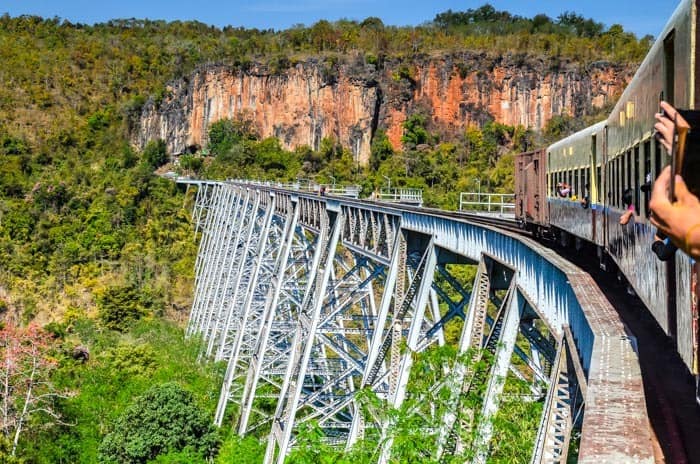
[{"xmin": 182, "ymin": 179, "xmax": 654, "ymax": 464}]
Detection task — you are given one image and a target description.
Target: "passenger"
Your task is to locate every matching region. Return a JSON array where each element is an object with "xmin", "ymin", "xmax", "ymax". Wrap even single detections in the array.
[
  {"xmin": 556, "ymin": 182, "xmax": 571, "ymax": 198},
  {"xmin": 581, "ymin": 183, "xmax": 590, "ymax": 209},
  {"xmin": 649, "ymin": 101, "xmax": 700, "ymax": 260},
  {"xmin": 320, "ymin": 185, "xmax": 327, "ymax": 197},
  {"xmin": 619, "ymin": 188, "xmax": 636, "ymax": 225}
]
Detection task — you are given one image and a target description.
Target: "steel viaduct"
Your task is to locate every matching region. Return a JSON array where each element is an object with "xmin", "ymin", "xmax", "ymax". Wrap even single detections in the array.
[{"xmin": 181, "ymin": 179, "xmax": 655, "ymax": 464}]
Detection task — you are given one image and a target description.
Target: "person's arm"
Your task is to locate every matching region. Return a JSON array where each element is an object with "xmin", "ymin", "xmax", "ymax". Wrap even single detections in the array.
[{"xmin": 649, "ymin": 166, "xmax": 700, "ymax": 259}]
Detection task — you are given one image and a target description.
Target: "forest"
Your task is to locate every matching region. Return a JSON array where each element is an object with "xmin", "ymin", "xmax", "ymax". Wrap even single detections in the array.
[{"xmin": 0, "ymin": 4, "xmax": 648, "ymax": 462}]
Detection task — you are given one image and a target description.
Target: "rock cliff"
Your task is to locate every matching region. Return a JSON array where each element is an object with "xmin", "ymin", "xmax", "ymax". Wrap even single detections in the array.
[{"xmin": 135, "ymin": 54, "xmax": 633, "ymax": 165}]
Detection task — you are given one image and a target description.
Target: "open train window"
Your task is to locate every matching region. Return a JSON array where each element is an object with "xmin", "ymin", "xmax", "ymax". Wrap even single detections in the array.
[
  {"xmin": 570, "ymin": 170, "xmax": 574, "ymax": 194},
  {"xmin": 612, "ymin": 157, "xmax": 617, "ymax": 207},
  {"xmin": 617, "ymin": 155, "xmax": 623, "ymax": 208},
  {"xmin": 596, "ymin": 166, "xmax": 601, "ymax": 204},
  {"xmin": 607, "ymin": 160, "xmax": 613, "ymax": 206},
  {"xmin": 626, "ymin": 150, "xmax": 632, "ymax": 195},
  {"xmin": 664, "ymin": 30, "xmax": 675, "ymax": 106},
  {"xmin": 644, "ymin": 140, "xmax": 652, "ymax": 217}
]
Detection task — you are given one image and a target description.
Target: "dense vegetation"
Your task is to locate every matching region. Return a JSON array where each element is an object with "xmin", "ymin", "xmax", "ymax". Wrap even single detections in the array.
[{"xmin": 0, "ymin": 3, "xmax": 645, "ymax": 462}]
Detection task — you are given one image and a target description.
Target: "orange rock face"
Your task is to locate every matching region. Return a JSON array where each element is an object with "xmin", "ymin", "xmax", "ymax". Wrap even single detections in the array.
[{"xmin": 135, "ymin": 58, "xmax": 632, "ymax": 165}]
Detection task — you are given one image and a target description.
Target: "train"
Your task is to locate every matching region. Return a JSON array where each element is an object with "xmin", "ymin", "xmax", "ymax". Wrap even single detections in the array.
[{"xmin": 514, "ymin": 0, "xmax": 699, "ymax": 400}]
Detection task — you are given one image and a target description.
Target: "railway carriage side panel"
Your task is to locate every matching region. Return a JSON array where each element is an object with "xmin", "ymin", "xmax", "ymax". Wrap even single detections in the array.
[
  {"xmin": 546, "ymin": 122, "xmax": 604, "ymax": 244},
  {"xmin": 515, "ymin": 149, "xmax": 548, "ymax": 227},
  {"xmin": 603, "ymin": 0, "xmax": 699, "ymax": 346}
]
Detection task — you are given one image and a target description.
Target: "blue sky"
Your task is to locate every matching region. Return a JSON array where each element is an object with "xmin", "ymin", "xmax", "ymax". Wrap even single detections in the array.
[{"xmin": 0, "ymin": 0, "xmax": 681, "ymax": 39}]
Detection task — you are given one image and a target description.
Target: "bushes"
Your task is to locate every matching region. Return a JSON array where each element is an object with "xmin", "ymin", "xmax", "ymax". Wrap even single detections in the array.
[
  {"xmin": 142, "ymin": 139, "xmax": 168, "ymax": 169},
  {"xmin": 96, "ymin": 284, "xmax": 153, "ymax": 332},
  {"xmin": 98, "ymin": 383, "xmax": 219, "ymax": 464}
]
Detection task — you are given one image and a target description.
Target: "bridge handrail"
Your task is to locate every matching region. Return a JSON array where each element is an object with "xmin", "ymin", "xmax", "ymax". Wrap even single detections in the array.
[
  {"xmin": 459, "ymin": 192, "xmax": 515, "ymax": 215},
  {"xmin": 227, "ymin": 178, "xmax": 361, "ymax": 198},
  {"xmin": 378, "ymin": 188, "xmax": 423, "ymax": 204}
]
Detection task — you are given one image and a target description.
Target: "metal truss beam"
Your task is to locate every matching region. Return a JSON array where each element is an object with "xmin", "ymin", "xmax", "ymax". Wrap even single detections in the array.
[{"xmin": 179, "ymin": 181, "xmax": 645, "ymax": 464}]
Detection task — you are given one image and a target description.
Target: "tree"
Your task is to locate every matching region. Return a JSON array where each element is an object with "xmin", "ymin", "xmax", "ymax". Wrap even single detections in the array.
[
  {"xmin": 98, "ymin": 383, "xmax": 219, "ymax": 464},
  {"xmin": 96, "ymin": 284, "xmax": 152, "ymax": 332},
  {"xmin": 0, "ymin": 324, "xmax": 72, "ymax": 457},
  {"xmin": 401, "ymin": 113, "xmax": 430, "ymax": 149},
  {"xmin": 142, "ymin": 139, "xmax": 168, "ymax": 169},
  {"xmin": 369, "ymin": 130, "xmax": 394, "ymax": 170}
]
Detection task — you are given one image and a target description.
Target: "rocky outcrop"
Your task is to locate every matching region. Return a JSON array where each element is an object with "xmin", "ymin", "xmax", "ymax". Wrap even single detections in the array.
[{"xmin": 135, "ymin": 54, "xmax": 633, "ymax": 165}]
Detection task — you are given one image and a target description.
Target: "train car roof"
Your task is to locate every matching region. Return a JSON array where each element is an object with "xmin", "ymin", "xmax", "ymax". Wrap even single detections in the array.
[
  {"xmin": 547, "ymin": 120, "xmax": 607, "ymax": 153},
  {"xmin": 608, "ymin": 0, "xmax": 692, "ymax": 121}
]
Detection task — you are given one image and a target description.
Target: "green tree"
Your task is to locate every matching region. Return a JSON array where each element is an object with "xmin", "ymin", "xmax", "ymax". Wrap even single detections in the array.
[
  {"xmin": 142, "ymin": 139, "xmax": 168, "ymax": 169},
  {"xmin": 96, "ymin": 284, "xmax": 153, "ymax": 332},
  {"xmin": 98, "ymin": 383, "xmax": 219, "ymax": 464},
  {"xmin": 401, "ymin": 114, "xmax": 430, "ymax": 149},
  {"xmin": 370, "ymin": 130, "xmax": 394, "ymax": 170}
]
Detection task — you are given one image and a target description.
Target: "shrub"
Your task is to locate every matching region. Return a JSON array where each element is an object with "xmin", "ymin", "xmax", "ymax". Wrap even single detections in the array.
[
  {"xmin": 96, "ymin": 284, "xmax": 151, "ymax": 332},
  {"xmin": 142, "ymin": 139, "xmax": 168, "ymax": 169},
  {"xmin": 107, "ymin": 343, "xmax": 157, "ymax": 377},
  {"xmin": 98, "ymin": 383, "xmax": 219, "ymax": 464}
]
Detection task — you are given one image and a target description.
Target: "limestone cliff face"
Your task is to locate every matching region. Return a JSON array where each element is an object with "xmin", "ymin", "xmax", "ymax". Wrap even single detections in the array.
[
  {"xmin": 135, "ymin": 55, "xmax": 633, "ymax": 165},
  {"xmin": 136, "ymin": 63, "xmax": 380, "ymax": 165}
]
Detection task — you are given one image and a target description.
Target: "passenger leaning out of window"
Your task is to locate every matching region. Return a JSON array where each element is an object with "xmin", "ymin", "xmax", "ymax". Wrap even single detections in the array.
[
  {"xmin": 619, "ymin": 188, "xmax": 636, "ymax": 225},
  {"xmin": 649, "ymin": 101, "xmax": 700, "ymax": 260},
  {"xmin": 556, "ymin": 182, "xmax": 571, "ymax": 198}
]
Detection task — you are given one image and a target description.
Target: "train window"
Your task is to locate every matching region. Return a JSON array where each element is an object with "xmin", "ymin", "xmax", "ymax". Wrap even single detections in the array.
[
  {"xmin": 574, "ymin": 168, "xmax": 579, "ymax": 198},
  {"xmin": 607, "ymin": 160, "xmax": 613, "ymax": 206},
  {"xmin": 644, "ymin": 140, "xmax": 652, "ymax": 216},
  {"xmin": 617, "ymin": 156, "xmax": 623, "ymax": 207},
  {"xmin": 654, "ymin": 139, "xmax": 662, "ymax": 179},
  {"xmin": 569, "ymin": 169, "xmax": 574, "ymax": 197},
  {"xmin": 609, "ymin": 158, "xmax": 615, "ymax": 207},
  {"xmin": 596, "ymin": 166, "xmax": 602, "ymax": 204},
  {"xmin": 626, "ymin": 150, "xmax": 632, "ymax": 194},
  {"xmin": 664, "ymin": 31, "xmax": 675, "ymax": 105},
  {"xmin": 611, "ymin": 157, "xmax": 617, "ymax": 207},
  {"xmin": 634, "ymin": 146, "xmax": 640, "ymax": 214}
]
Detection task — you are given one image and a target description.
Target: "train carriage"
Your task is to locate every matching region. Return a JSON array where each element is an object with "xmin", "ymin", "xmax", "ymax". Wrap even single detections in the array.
[
  {"xmin": 514, "ymin": 149, "xmax": 547, "ymax": 229},
  {"xmin": 546, "ymin": 121, "xmax": 606, "ymax": 245},
  {"xmin": 515, "ymin": 0, "xmax": 700, "ymax": 398}
]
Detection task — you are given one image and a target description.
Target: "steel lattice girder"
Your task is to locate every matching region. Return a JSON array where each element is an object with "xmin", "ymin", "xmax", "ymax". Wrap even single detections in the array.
[{"xmin": 181, "ymin": 181, "xmax": 649, "ymax": 464}]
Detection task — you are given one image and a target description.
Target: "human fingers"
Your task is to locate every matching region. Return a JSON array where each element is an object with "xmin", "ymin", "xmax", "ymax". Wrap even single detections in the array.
[
  {"xmin": 659, "ymin": 101, "xmax": 678, "ymax": 119},
  {"xmin": 654, "ymin": 122, "xmax": 673, "ymax": 152},
  {"xmin": 654, "ymin": 112, "xmax": 675, "ymax": 146},
  {"xmin": 660, "ymin": 101, "xmax": 691, "ymax": 129},
  {"xmin": 650, "ymin": 167, "xmax": 672, "ymax": 222}
]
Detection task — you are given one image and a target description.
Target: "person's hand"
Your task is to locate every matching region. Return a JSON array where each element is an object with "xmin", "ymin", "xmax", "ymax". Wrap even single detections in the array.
[
  {"xmin": 654, "ymin": 101, "xmax": 690, "ymax": 152},
  {"xmin": 649, "ymin": 166, "xmax": 700, "ymax": 259}
]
